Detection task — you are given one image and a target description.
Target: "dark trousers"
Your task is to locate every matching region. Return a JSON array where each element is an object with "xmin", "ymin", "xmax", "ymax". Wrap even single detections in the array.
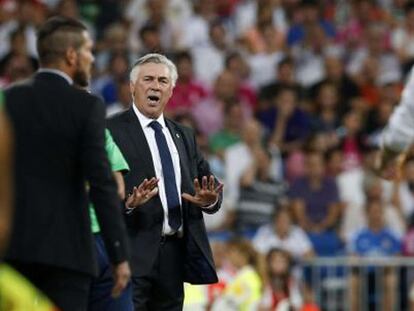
[
  {"xmin": 88, "ymin": 234, "xmax": 134, "ymax": 311},
  {"xmin": 9, "ymin": 261, "xmax": 92, "ymax": 311},
  {"xmin": 132, "ymin": 235, "xmax": 185, "ymax": 311}
]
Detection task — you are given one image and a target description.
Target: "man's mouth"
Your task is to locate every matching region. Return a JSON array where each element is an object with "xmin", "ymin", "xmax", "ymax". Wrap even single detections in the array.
[{"xmin": 147, "ymin": 95, "xmax": 160, "ymax": 105}]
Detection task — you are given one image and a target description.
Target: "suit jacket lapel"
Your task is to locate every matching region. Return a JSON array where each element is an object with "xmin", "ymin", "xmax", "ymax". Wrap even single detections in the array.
[{"xmin": 125, "ymin": 108, "xmax": 156, "ymax": 178}]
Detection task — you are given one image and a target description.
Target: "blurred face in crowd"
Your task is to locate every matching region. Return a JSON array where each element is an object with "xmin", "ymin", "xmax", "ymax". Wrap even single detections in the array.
[
  {"xmin": 130, "ymin": 62, "xmax": 173, "ymax": 119},
  {"xmin": 325, "ymin": 56, "xmax": 343, "ymax": 81},
  {"xmin": 227, "ymin": 54, "xmax": 250, "ymax": 80},
  {"xmin": 274, "ymin": 209, "xmax": 292, "ymax": 237},
  {"xmin": 366, "ymin": 200, "xmax": 385, "ymax": 231},
  {"xmin": 327, "ymin": 149, "xmax": 343, "ymax": 176},
  {"xmin": 146, "ymin": 0, "xmax": 165, "ymax": 22},
  {"xmin": 57, "ymin": 0, "xmax": 79, "ymax": 19},
  {"xmin": 242, "ymin": 119, "xmax": 262, "ymax": 146},
  {"xmin": 214, "ymin": 71, "xmax": 237, "ymax": 101},
  {"xmin": 226, "ymin": 103, "xmax": 243, "ymax": 131},
  {"xmin": 277, "ymin": 62, "xmax": 295, "ymax": 84},
  {"xmin": 275, "ymin": 89, "xmax": 297, "ymax": 117},
  {"xmin": 110, "ymin": 54, "xmax": 129, "ymax": 78},
  {"xmin": 268, "ymin": 250, "xmax": 290, "ymax": 277},
  {"xmin": 302, "ymin": 4, "xmax": 319, "ymax": 23},
  {"xmin": 4, "ymin": 55, "xmax": 34, "ymax": 83},
  {"xmin": 73, "ymin": 31, "xmax": 94, "ymax": 87},
  {"xmin": 317, "ymin": 83, "xmax": 338, "ymax": 110},
  {"xmin": 343, "ymin": 111, "xmax": 362, "ymax": 135},
  {"xmin": 365, "ymin": 177, "xmax": 383, "ymax": 200},
  {"xmin": 210, "ymin": 23, "xmax": 226, "ymax": 49},
  {"xmin": 305, "ymin": 152, "xmax": 325, "ymax": 180},
  {"xmin": 177, "ymin": 57, "xmax": 193, "ymax": 82},
  {"xmin": 227, "ymin": 245, "xmax": 246, "ymax": 270}
]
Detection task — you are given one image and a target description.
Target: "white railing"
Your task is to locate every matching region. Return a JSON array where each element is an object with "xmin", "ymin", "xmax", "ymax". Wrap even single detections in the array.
[{"xmin": 302, "ymin": 256, "xmax": 414, "ymax": 311}]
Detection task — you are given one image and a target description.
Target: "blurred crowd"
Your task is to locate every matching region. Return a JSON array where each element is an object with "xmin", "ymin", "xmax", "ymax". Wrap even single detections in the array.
[{"xmin": 3, "ymin": 0, "xmax": 414, "ymax": 309}]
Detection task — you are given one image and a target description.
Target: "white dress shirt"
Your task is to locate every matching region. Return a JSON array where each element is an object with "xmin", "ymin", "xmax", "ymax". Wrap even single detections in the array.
[
  {"xmin": 382, "ymin": 67, "xmax": 414, "ymax": 152},
  {"xmin": 132, "ymin": 104, "xmax": 183, "ymax": 235}
]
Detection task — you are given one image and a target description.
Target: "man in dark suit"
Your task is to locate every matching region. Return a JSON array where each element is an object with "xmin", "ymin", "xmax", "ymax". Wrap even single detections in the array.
[
  {"xmin": 4, "ymin": 17, "xmax": 130, "ymax": 311},
  {"xmin": 108, "ymin": 53, "xmax": 224, "ymax": 310}
]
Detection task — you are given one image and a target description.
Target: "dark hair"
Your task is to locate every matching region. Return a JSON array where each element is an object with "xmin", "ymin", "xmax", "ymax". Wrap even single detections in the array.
[
  {"xmin": 277, "ymin": 57, "xmax": 294, "ymax": 70},
  {"xmin": 139, "ymin": 23, "xmax": 159, "ymax": 40},
  {"xmin": 36, "ymin": 16, "xmax": 87, "ymax": 65},
  {"xmin": 174, "ymin": 50, "xmax": 192, "ymax": 64},
  {"xmin": 266, "ymin": 248, "xmax": 293, "ymax": 295},
  {"xmin": 225, "ymin": 51, "xmax": 241, "ymax": 68}
]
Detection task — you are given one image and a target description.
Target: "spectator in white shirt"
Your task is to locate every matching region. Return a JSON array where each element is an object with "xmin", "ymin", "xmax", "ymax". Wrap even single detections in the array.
[{"xmin": 252, "ymin": 207, "xmax": 314, "ymax": 261}]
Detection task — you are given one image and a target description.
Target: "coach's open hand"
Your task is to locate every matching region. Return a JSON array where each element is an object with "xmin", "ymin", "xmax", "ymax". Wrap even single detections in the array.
[
  {"xmin": 126, "ymin": 177, "xmax": 159, "ymax": 208},
  {"xmin": 182, "ymin": 175, "xmax": 223, "ymax": 207}
]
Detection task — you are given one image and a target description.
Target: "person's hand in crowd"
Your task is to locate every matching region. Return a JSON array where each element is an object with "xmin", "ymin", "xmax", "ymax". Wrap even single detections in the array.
[
  {"xmin": 125, "ymin": 177, "xmax": 159, "ymax": 209},
  {"xmin": 111, "ymin": 261, "xmax": 131, "ymax": 298},
  {"xmin": 182, "ymin": 175, "xmax": 223, "ymax": 207}
]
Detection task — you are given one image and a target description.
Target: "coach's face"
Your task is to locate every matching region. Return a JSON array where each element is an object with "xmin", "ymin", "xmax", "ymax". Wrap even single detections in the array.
[
  {"xmin": 130, "ymin": 63, "xmax": 173, "ymax": 119},
  {"xmin": 73, "ymin": 31, "xmax": 94, "ymax": 87}
]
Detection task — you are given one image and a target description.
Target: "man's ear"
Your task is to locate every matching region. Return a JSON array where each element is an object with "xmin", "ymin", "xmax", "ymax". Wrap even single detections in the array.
[
  {"xmin": 65, "ymin": 47, "xmax": 77, "ymax": 67},
  {"xmin": 130, "ymin": 81, "xmax": 135, "ymax": 99}
]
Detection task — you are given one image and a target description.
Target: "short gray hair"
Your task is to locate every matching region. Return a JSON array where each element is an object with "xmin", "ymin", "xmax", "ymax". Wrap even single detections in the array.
[{"xmin": 130, "ymin": 53, "xmax": 178, "ymax": 87}]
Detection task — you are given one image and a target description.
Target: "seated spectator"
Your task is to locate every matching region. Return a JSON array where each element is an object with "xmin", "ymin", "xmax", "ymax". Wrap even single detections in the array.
[
  {"xmin": 309, "ymin": 82, "xmax": 343, "ymax": 150},
  {"xmin": 209, "ymin": 100, "xmax": 243, "ymax": 159},
  {"xmin": 191, "ymin": 70, "xmax": 252, "ymax": 137},
  {"xmin": 212, "ymin": 238, "xmax": 263, "ymax": 311},
  {"xmin": 291, "ymin": 23, "xmax": 340, "ymax": 88},
  {"xmin": 166, "ymin": 50, "xmax": 208, "ymax": 117},
  {"xmin": 289, "ymin": 151, "xmax": 341, "ymax": 233},
  {"xmin": 191, "ymin": 20, "xmax": 228, "ymax": 87},
  {"xmin": 241, "ymin": 2, "xmax": 285, "ymax": 55},
  {"xmin": 391, "ymin": 1, "xmax": 414, "ymax": 75},
  {"xmin": 92, "ymin": 51, "xmax": 130, "ymax": 105},
  {"xmin": 337, "ymin": 110, "xmax": 367, "ymax": 171},
  {"xmin": 224, "ymin": 119, "xmax": 283, "ymax": 217},
  {"xmin": 309, "ymin": 55, "xmax": 360, "ymax": 116},
  {"xmin": 258, "ymin": 57, "xmax": 304, "ymax": 110},
  {"xmin": 225, "ymin": 52, "xmax": 257, "ymax": 110},
  {"xmin": 287, "ymin": 0, "xmax": 336, "ymax": 47},
  {"xmin": 259, "ymin": 248, "xmax": 303, "ymax": 311},
  {"xmin": 348, "ymin": 199, "xmax": 401, "ymax": 311},
  {"xmin": 342, "ymin": 173, "xmax": 405, "ymax": 242},
  {"xmin": 106, "ymin": 76, "xmax": 132, "ymax": 117},
  {"xmin": 289, "ymin": 150, "xmax": 343, "ymax": 256},
  {"xmin": 257, "ymin": 86, "xmax": 311, "ymax": 156},
  {"xmin": 0, "ymin": 26, "xmax": 38, "ymax": 77},
  {"xmin": 252, "ymin": 207, "xmax": 314, "ymax": 261}
]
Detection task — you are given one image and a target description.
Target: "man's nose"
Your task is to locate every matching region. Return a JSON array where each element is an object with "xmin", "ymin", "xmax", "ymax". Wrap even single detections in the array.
[{"xmin": 150, "ymin": 79, "xmax": 160, "ymax": 89}]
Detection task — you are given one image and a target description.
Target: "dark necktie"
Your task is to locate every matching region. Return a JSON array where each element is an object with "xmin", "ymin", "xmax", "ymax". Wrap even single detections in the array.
[{"xmin": 149, "ymin": 121, "xmax": 181, "ymax": 231}]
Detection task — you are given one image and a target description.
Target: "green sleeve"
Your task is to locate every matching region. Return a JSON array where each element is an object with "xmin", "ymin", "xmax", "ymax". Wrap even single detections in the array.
[
  {"xmin": 90, "ymin": 130, "xmax": 129, "ymax": 234},
  {"xmin": 105, "ymin": 129, "xmax": 129, "ymax": 173}
]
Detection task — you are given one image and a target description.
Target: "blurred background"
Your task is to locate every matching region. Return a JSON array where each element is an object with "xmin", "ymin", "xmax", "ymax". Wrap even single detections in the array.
[{"xmin": 3, "ymin": 0, "xmax": 414, "ymax": 310}]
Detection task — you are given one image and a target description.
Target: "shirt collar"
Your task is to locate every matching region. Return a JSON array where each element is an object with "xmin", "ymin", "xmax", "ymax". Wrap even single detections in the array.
[
  {"xmin": 37, "ymin": 68, "xmax": 73, "ymax": 85},
  {"xmin": 132, "ymin": 103, "xmax": 166, "ymax": 129}
]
